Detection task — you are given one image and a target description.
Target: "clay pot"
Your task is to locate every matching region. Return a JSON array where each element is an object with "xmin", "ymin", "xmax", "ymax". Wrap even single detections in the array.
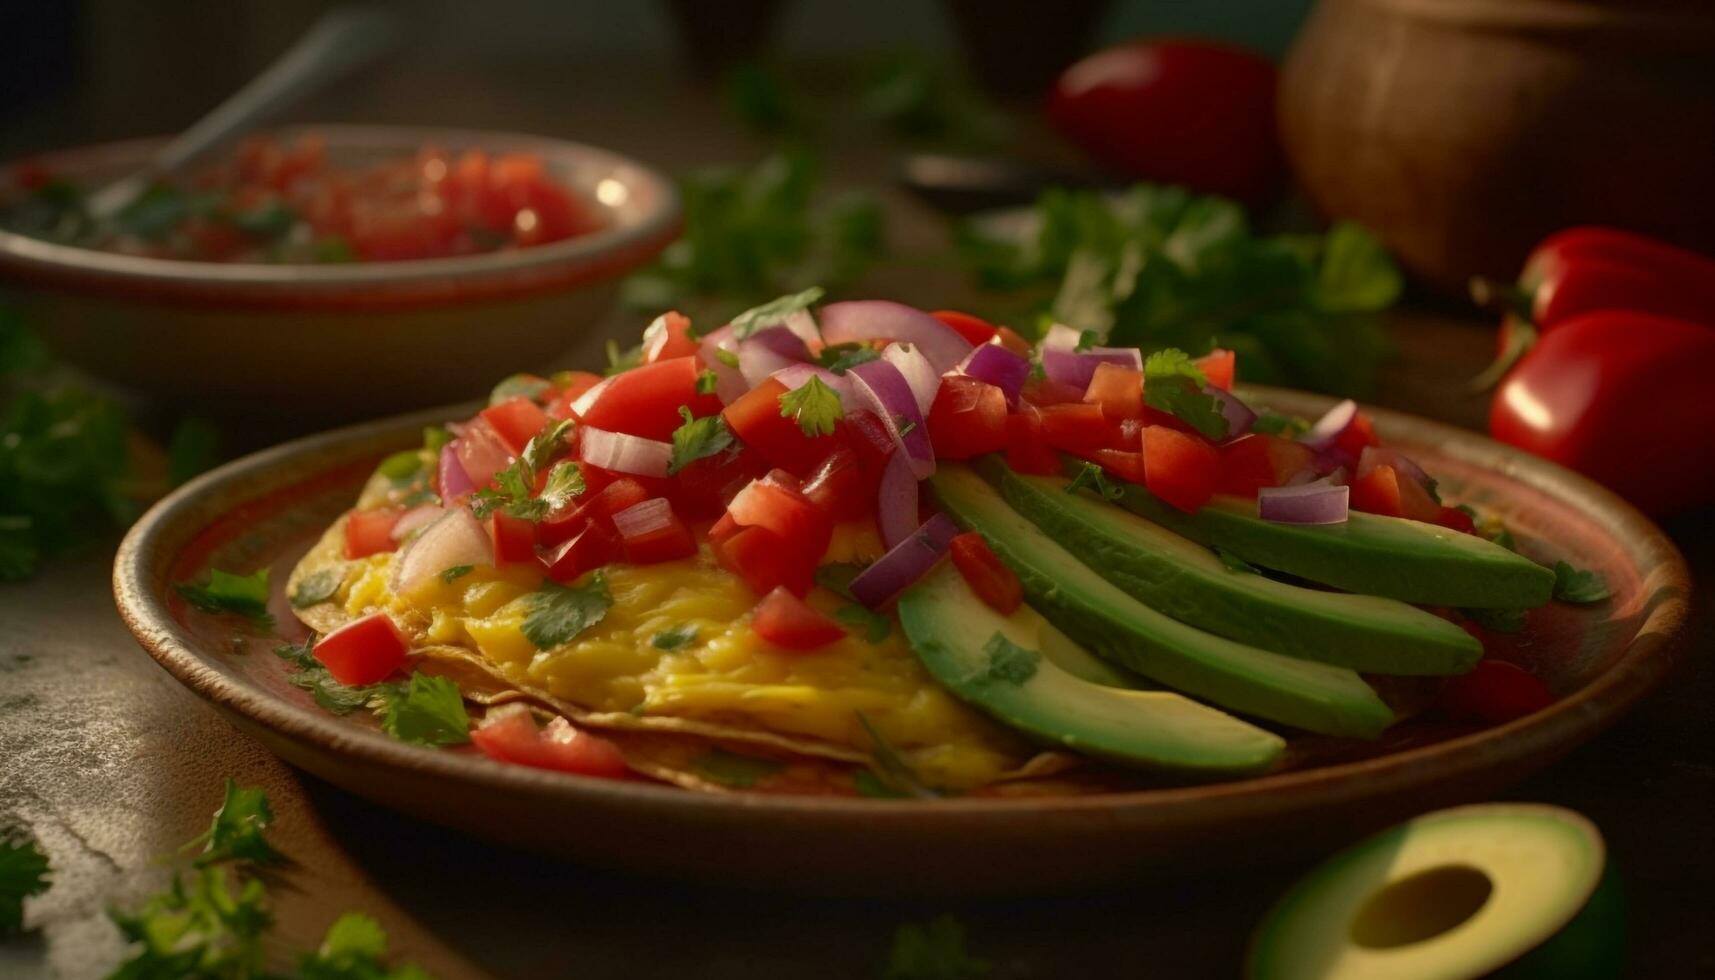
[{"xmin": 1279, "ymin": 0, "xmax": 1715, "ymax": 295}]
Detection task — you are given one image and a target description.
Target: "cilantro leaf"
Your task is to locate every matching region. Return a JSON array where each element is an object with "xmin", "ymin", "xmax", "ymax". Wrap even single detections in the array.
[
  {"xmin": 1066, "ymin": 462, "xmax": 1122, "ymax": 501},
  {"xmin": 730, "ymin": 286, "xmax": 824, "ymax": 339},
  {"xmin": 275, "ymin": 640, "xmax": 382, "ymax": 715},
  {"xmin": 668, "ymin": 406, "xmax": 735, "ymax": 475},
  {"xmin": 1315, "ymin": 222, "xmax": 1404, "ymax": 313},
  {"xmin": 779, "ymin": 376, "xmax": 843, "ymax": 437},
  {"xmin": 186, "ymin": 779, "xmax": 283, "ymax": 868},
  {"xmin": 1552, "ymin": 561, "xmax": 1612, "ymax": 605},
  {"xmin": 604, "ymin": 339, "xmax": 642, "ymax": 376},
  {"xmin": 1461, "ymin": 607, "xmax": 1528, "ymax": 633},
  {"xmin": 833, "ymin": 603, "xmax": 891, "ymax": 643},
  {"xmin": 422, "ymin": 426, "xmax": 453, "ymax": 455},
  {"xmin": 815, "ymin": 562, "xmax": 867, "ymax": 600},
  {"xmin": 1143, "ymin": 349, "xmax": 1228, "ymax": 441},
  {"xmin": 521, "ymin": 419, "xmax": 574, "ymax": 474},
  {"xmin": 290, "ymin": 569, "xmax": 341, "ymax": 608},
  {"xmin": 1251, "ymin": 411, "xmax": 1310, "ymax": 438},
  {"xmin": 880, "ymin": 914, "xmax": 991, "ymax": 980},
  {"xmin": 176, "ymin": 568, "xmax": 273, "ymax": 626},
  {"xmin": 0, "ymin": 829, "xmax": 50, "ymax": 935},
  {"xmin": 378, "ymin": 449, "xmax": 426, "ymax": 482},
  {"xmin": 533, "ymin": 462, "xmax": 585, "ymax": 515},
  {"xmin": 651, "ymin": 624, "xmax": 699, "ymax": 650},
  {"xmin": 439, "ymin": 564, "xmax": 474, "ymax": 584},
  {"xmin": 521, "ymin": 574, "xmax": 612, "ymax": 649},
  {"xmin": 714, "ymin": 348, "xmax": 740, "ymax": 369},
  {"xmin": 819, "ymin": 343, "xmax": 881, "ymax": 374},
  {"xmin": 692, "ymin": 749, "xmax": 784, "ymax": 788},
  {"xmin": 695, "ymin": 370, "xmax": 720, "ymax": 395},
  {"xmin": 856, "ymin": 712, "xmax": 938, "ymax": 800},
  {"xmin": 379, "ymin": 673, "xmax": 470, "ymax": 747},
  {"xmin": 980, "ymin": 633, "xmax": 1040, "ymax": 685},
  {"xmin": 304, "ymin": 911, "xmax": 387, "ymax": 969},
  {"xmin": 489, "ymin": 373, "xmax": 551, "ymax": 406},
  {"xmin": 110, "ymin": 864, "xmax": 272, "ymax": 978}
]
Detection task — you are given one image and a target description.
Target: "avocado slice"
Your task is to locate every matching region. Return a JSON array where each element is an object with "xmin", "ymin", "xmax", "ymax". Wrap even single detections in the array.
[
  {"xmin": 979, "ymin": 458, "xmax": 1481, "ymax": 676},
  {"xmin": 928, "ymin": 465, "xmax": 1394, "ymax": 738},
  {"xmin": 1248, "ymin": 803, "xmax": 1619, "ymax": 980},
  {"xmin": 898, "ymin": 564, "xmax": 1285, "ymax": 775},
  {"xmin": 1081, "ymin": 460, "xmax": 1554, "ymax": 609}
]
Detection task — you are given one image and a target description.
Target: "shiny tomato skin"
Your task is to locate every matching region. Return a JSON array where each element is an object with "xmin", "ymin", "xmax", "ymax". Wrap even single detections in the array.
[
  {"xmin": 1048, "ymin": 40, "xmax": 1283, "ymax": 206},
  {"xmin": 313, "ymin": 613, "xmax": 409, "ymax": 685},
  {"xmin": 1086, "ymin": 448, "xmax": 1148, "ymax": 485},
  {"xmin": 1435, "ymin": 505, "xmax": 1477, "ymax": 535},
  {"xmin": 488, "ymin": 511, "xmax": 540, "ymax": 567},
  {"xmin": 1022, "ymin": 377, "xmax": 1089, "ymax": 408},
  {"xmin": 1334, "ymin": 411, "xmax": 1381, "ymax": 458},
  {"xmin": 1440, "ymin": 660, "xmax": 1554, "ymax": 724},
  {"xmin": 644, "ymin": 311, "xmax": 700, "ymax": 363},
  {"xmin": 614, "ymin": 500, "xmax": 696, "ymax": 564},
  {"xmin": 1348, "ymin": 464, "xmax": 1403, "ymax": 517},
  {"xmin": 1219, "ymin": 434, "xmax": 1316, "ymax": 496},
  {"xmin": 471, "ymin": 705, "xmax": 629, "ymax": 778},
  {"xmin": 1196, "ymin": 349, "xmax": 1236, "ymax": 391},
  {"xmin": 1084, "ymin": 363, "xmax": 1143, "ymax": 420},
  {"xmin": 726, "ymin": 478, "xmax": 832, "ymax": 562},
  {"xmin": 543, "ymin": 519, "xmax": 622, "ymax": 583},
  {"xmin": 577, "ymin": 357, "xmax": 720, "ymax": 441},
  {"xmin": 949, "ymin": 532, "xmax": 1023, "ymax": 614},
  {"xmin": 930, "ymin": 310, "xmax": 999, "ymax": 346},
  {"xmin": 751, "ymin": 587, "xmax": 847, "ymax": 651},
  {"xmin": 1491, "ymin": 312, "xmax": 1715, "ymax": 515},
  {"xmin": 1142, "ymin": 425, "xmax": 1220, "ymax": 513},
  {"xmin": 928, "ymin": 377, "xmax": 1009, "ymax": 460},
  {"xmin": 672, "ymin": 444, "xmax": 766, "ymax": 520},
  {"xmin": 802, "ymin": 447, "xmax": 877, "ymax": 522},
  {"xmin": 1005, "ymin": 407, "xmax": 1062, "ymax": 475},
  {"xmin": 712, "ymin": 524, "xmax": 813, "ymax": 596},
  {"xmin": 545, "ymin": 371, "xmax": 603, "ymax": 420},
  {"xmin": 843, "ymin": 411, "xmax": 897, "ymax": 469},
  {"xmin": 722, "ymin": 378, "xmax": 842, "ymax": 476},
  {"xmin": 454, "ymin": 419, "xmax": 516, "ymax": 489},
  {"xmin": 344, "ymin": 507, "xmax": 404, "ymax": 559},
  {"xmin": 1041, "ymin": 403, "xmax": 1128, "ymax": 453},
  {"xmin": 480, "ymin": 397, "xmax": 553, "ymax": 454}
]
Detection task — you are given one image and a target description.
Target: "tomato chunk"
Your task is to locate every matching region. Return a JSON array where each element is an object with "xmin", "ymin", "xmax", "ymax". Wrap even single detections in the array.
[
  {"xmin": 1142, "ymin": 425, "xmax": 1220, "ymax": 513},
  {"xmin": 928, "ymin": 376, "xmax": 1009, "ymax": 460},
  {"xmin": 1219, "ymin": 434, "xmax": 1316, "ymax": 497},
  {"xmin": 1350, "ymin": 464, "xmax": 1440, "ymax": 522},
  {"xmin": 711, "ymin": 524, "xmax": 813, "ymax": 596},
  {"xmin": 479, "ymin": 397, "xmax": 552, "ymax": 454},
  {"xmin": 543, "ymin": 519, "xmax": 622, "ymax": 582},
  {"xmin": 726, "ymin": 475, "xmax": 832, "ymax": 561},
  {"xmin": 930, "ymin": 309, "xmax": 999, "ymax": 346},
  {"xmin": 1086, "ymin": 448, "xmax": 1147, "ymax": 485},
  {"xmin": 454, "ymin": 418, "xmax": 516, "ymax": 489},
  {"xmin": 1435, "ymin": 505, "xmax": 1477, "ymax": 535},
  {"xmin": 751, "ymin": 587, "xmax": 847, "ymax": 651},
  {"xmin": 672, "ymin": 443, "xmax": 765, "ymax": 520},
  {"xmin": 576, "ymin": 357, "xmax": 720, "ymax": 441},
  {"xmin": 643, "ymin": 311, "xmax": 700, "ymax": 363},
  {"xmin": 1005, "ymin": 407, "xmax": 1061, "ymax": 476},
  {"xmin": 612, "ymin": 498, "xmax": 696, "ymax": 564},
  {"xmin": 1084, "ymin": 363, "xmax": 1144, "ymax": 420},
  {"xmin": 488, "ymin": 511, "xmax": 540, "ymax": 567},
  {"xmin": 471, "ymin": 704, "xmax": 630, "ymax": 778},
  {"xmin": 802, "ymin": 446, "xmax": 878, "ymax": 521},
  {"xmin": 1041, "ymin": 403, "xmax": 1128, "ymax": 453},
  {"xmin": 1440, "ymin": 660, "xmax": 1553, "ymax": 724},
  {"xmin": 1022, "ymin": 377, "xmax": 1089, "ymax": 407},
  {"xmin": 344, "ymin": 507, "xmax": 404, "ymax": 559},
  {"xmin": 313, "ymin": 613, "xmax": 409, "ymax": 685},
  {"xmin": 949, "ymin": 532, "xmax": 1023, "ymax": 614},
  {"xmin": 1196, "ymin": 349, "xmax": 1236, "ymax": 391},
  {"xmin": 545, "ymin": 371, "xmax": 603, "ymax": 420},
  {"xmin": 1335, "ymin": 411, "xmax": 1381, "ymax": 458},
  {"xmin": 722, "ymin": 378, "xmax": 843, "ymax": 476}
]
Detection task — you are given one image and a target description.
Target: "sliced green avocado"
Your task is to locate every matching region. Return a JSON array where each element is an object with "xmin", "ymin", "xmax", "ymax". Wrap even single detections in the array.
[
  {"xmin": 1081, "ymin": 459, "xmax": 1554, "ymax": 609},
  {"xmin": 928, "ymin": 465, "xmax": 1394, "ymax": 738},
  {"xmin": 898, "ymin": 564, "xmax": 1284, "ymax": 775},
  {"xmin": 978, "ymin": 458, "xmax": 1481, "ymax": 676},
  {"xmin": 1248, "ymin": 803, "xmax": 1618, "ymax": 980}
]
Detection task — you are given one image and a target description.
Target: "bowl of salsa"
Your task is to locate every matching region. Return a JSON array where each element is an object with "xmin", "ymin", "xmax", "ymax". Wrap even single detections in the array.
[{"xmin": 0, "ymin": 125, "xmax": 679, "ymax": 419}]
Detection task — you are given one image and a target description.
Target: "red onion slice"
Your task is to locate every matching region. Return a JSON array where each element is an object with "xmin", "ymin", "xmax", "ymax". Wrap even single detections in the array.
[
  {"xmin": 1206, "ymin": 384, "xmax": 1257, "ymax": 440},
  {"xmin": 392, "ymin": 504, "xmax": 446, "ymax": 542},
  {"xmin": 849, "ymin": 513, "xmax": 961, "ymax": 608},
  {"xmin": 875, "ymin": 451, "xmax": 919, "ymax": 549},
  {"xmin": 1257, "ymin": 480, "xmax": 1350, "ymax": 525},
  {"xmin": 738, "ymin": 336, "xmax": 801, "ymax": 388},
  {"xmin": 1040, "ymin": 346, "xmax": 1140, "ymax": 391},
  {"xmin": 772, "ymin": 363, "xmax": 855, "ymax": 412},
  {"xmin": 882, "ymin": 342, "xmax": 942, "ymax": 415},
  {"xmin": 612, "ymin": 497, "xmax": 674, "ymax": 538},
  {"xmin": 819, "ymin": 300, "xmax": 973, "ymax": 374},
  {"xmin": 697, "ymin": 323, "xmax": 749, "ymax": 405},
  {"xmin": 957, "ymin": 343, "xmax": 1030, "ymax": 407},
  {"xmin": 580, "ymin": 426, "xmax": 673, "ymax": 478},
  {"xmin": 1358, "ymin": 446, "xmax": 1435, "ymax": 495},
  {"xmin": 439, "ymin": 442, "xmax": 475, "ymax": 500},
  {"xmin": 1300, "ymin": 399, "xmax": 1358, "ymax": 451},
  {"xmin": 847, "ymin": 359, "xmax": 935, "ymax": 478},
  {"xmin": 391, "ymin": 508, "xmax": 494, "ymax": 594}
]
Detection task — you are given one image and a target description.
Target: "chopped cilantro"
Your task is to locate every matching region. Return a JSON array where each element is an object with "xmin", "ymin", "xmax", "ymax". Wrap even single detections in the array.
[
  {"xmin": 779, "ymin": 376, "xmax": 843, "ymax": 437},
  {"xmin": 1552, "ymin": 561, "xmax": 1611, "ymax": 604},
  {"xmin": 695, "ymin": 369, "xmax": 720, "ymax": 395},
  {"xmin": 880, "ymin": 914, "xmax": 990, "ymax": 980},
  {"xmin": 379, "ymin": 674, "xmax": 470, "ymax": 747},
  {"xmin": 730, "ymin": 286, "xmax": 824, "ymax": 339},
  {"xmin": 668, "ymin": 406, "xmax": 735, "ymax": 475},
  {"xmin": 1217, "ymin": 549, "xmax": 1260, "ymax": 574},
  {"xmin": 819, "ymin": 343, "xmax": 881, "ymax": 374},
  {"xmin": 651, "ymin": 624, "xmax": 699, "ymax": 650},
  {"xmin": 439, "ymin": 564, "xmax": 475, "ymax": 584},
  {"xmin": 980, "ymin": 633, "xmax": 1040, "ymax": 685},
  {"xmin": 895, "ymin": 417, "xmax": 918, "ymax": 437},
  {"xmin": 175, "ymin": 568, "xmax": 273, "ymax": 626},
  {"xmin": 377, "ymin": 449, "xmax": 426, "ymax": 482},
  {"xmin": 714, "ymin": 347, "xmax": 740, "ymax": 369},
  {"xmin": 521, "ymin": 574, "xmax": 612, "ymax": 649},
  {"xmin": 1461, "ymin": 607, "xmax": 1528, "ymax": 633},
  {"xmin": 290, "ymin": 569, "xmax": 341, "ymax": 608},
  {"xmin": 815, "ymin": 562, "xmax": 867, "ymax": 600},
  {"xmin": 275, "ymin": 639, "xmax": 383, "ymax": 716},
  {"xmin": 0, "ymin": 829, "xmax": 50, "ymax": 935},
  {"xmin": 1065, "ymin": 462, "xmax": 1122, "ymax": 501},
  {"xmin": 422, "ymin": 425, "xmax": 453, "ymax": 455},
  {"xmin": 1251, "ymin": 412, "xmax": 1310, "ymax": 438},
  {"xmin": 833, "ymin": 603, "xmax": 891, "ymax": 643},
  {"xmin": 856, "ymin": 712, "xmax": 938, "ymax": 799},
  {"xmin": 534, "ymin": 462, "xmax": 585, "ymax": 516},
  {"xmin": 489, "ymin": 373, "xmax": 551, "ymax": 406},
  {"xmin": 184, "ymin": 779, "xmax": 282, "ymax": 868},
  {"xmin": 1142, "ymin": 349, "xmax": 1228, "ymax": 441},
  {"xmin": 1074, "ymin": 329, "xmax": 1098, "ymax": 351},
  {"xmin": 521, "ymin": 419, "xmax": 574, "ymax": 474},
  {"xmin": 604, "ymin": 338, "xmax": 643, "ymax": 376},
  {"xmin": 692, "ymin": 749, "xmax": 784, "ymax": 788}
]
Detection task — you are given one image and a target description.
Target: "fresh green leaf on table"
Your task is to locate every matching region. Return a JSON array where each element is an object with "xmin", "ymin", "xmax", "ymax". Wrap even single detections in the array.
[
  {"xmin": 0, "ymin": 829, "xmax": 50, "ymax": 935},
  {"xmin": 880, "ymin": 914, "xmax": 991, "ymax": 980},
  {"xmin": 185, "ymin": 779, "xmax": 283, "ymax": 868},
  {"xmin": 379, "ymin": 674, "xmax": 470, "ymax": 747},
  {"xmin": 175, "ymin": 568, "xmax": 273, "ymax": 626}
]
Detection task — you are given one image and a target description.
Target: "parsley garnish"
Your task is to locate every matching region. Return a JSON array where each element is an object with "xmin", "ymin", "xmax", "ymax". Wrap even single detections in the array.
[
  {"xmin": 184, "ymin": 779, "xmax": 283, "ymax": 867},
  {"xmin": 0, "ymin": 829, "xmax": 50, "ymax": 935},
  {"xmin": 833, "ymin": 603, "xmax": 891, "ymax": 643},
  {"xmin": 472, "ymin": 449, "xmax": 582, "ymax": 522},
  {"xmin": 521, "ymin": 574, "xmax": 612, "ymax": 649},
  {"xmin": 1552, "ymin": 561, "xmax": 1611, "ymax": 604},
  {"xmin": 176, "ymin": 568, "xmax": 273, "ymax": 626},
  {"xmin": 651, "ymin": 624, "xmax": 699, "ymax": 650},
  {"xmin": 1461, "ymin": 607, "xmax": 1528, "ymax": 633},
  {"xmin": 533, "ymin": 462, "xmax": 585, "ymax": 516},
  {"xmin": 980, "ymin": 633, "xmax": 1040, "ymax": 685},
  {"xmin": 521, "ymin": 419, "xmax": 574, "ymax": 473},
  {"xmin": 274, "ymin": 639, "xmax": 383, "ymax": 715},
  {"xmin": 1143, "ymin": 349, "xmax": 1228, "ymax": 440},
  {"xmin": 779, "ymin": 376, "xmax": 843, "ymax": 437},
  {"xmin": 819, "ymin": 343, "xmax": 881, "ymax": 374},
  {"xmin": 668, "ymin": 406, "xmax": 735, "ymax": 475},
  {"xmin": 1066, "ymin": 462, "xmax": 1123, "ymax": 501},
  {"xmin": 692, "ymin": 749, "xmax": 784, "ymax": 788},
  {"xmin": 730, "ymin": 286, "xmax": 824, "ymax": 339},
  {"xmin": 880, "ymin": 914, "xmax": 991, "ymax": 980},
  {"xmin": 695, "ymin": 369, "xmax": 720, "ymax": 395},
  {"xmin": 439, "ymin": 564, "xmax": 475, "ymax": 584},
  {"xmin": 895, "ymin": 416, "xmax": 918, "ymax": 437},
  {"xmin": 289, "ymin": 569, "xmax": 341, "ymax": 608},
  {"xmin": 380, "ymin": 673, "xmax": 470, "ymax": 747}
]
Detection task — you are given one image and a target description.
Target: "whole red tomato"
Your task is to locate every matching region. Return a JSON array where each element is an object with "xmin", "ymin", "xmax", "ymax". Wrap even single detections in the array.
[{"xmin": 1048, "ymin": 39, "xmax": 1284, "ymax": 206}]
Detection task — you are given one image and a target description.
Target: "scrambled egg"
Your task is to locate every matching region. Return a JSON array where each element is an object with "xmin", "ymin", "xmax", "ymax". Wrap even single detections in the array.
[{"xmin": 340, "ymin": 521, "xmax": 1029, "ymax": 789}]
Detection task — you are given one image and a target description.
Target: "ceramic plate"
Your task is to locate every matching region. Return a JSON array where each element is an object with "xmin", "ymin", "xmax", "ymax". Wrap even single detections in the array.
[{"xmin": 113, "ymin": 388, "xmax": 1691, "ymax": 893}]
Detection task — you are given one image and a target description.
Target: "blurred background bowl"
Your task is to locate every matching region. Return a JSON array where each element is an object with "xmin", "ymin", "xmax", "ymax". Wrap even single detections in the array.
[{"xmin": 0, "ymin": 124, "xmax": 679, "ymax": 420}]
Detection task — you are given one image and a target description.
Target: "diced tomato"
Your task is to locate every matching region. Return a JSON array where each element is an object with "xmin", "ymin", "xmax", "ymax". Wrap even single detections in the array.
[
  {"xmin": 1196, "ymin": 349, "xmax": 1236, "ymax": 391},
  {"xmin": 313, "ymin": 613, "xmax": 409, "ymax": 685},
  {"xmin": 711, "ymin": 523, "xmax": 814, "ymax": 595},
  {"xmin": 722, "ymin": 378, "xmax": 842, "ymax": 476},
  {"xmin": 726, "ymin": 476, "xmax": 832, "ymax": 561},
  {"xmin": 643, "ymin": 311, "xmax": 700, "ymax": 363},
  {"xmin": 545, "ymin": 371, "xmax": 604, "ymax": 420},
  {"xmin": 344, "ymin": 507, "xmax": 404, "ymax": 559},
  {"xmin": 1142, "ymin": 425, "xmax": 1220, "ymax": 513},
  {"xmin": 1335, "ymin": 411, "xmax": 1381, "ymax": 458},
  {"xmin": 480, "ymin": 397, "xmax": 553, "ymax": 454},
  {"xmin": 1005, "ymin": 408, "xmax": 1062, "ymax": 476},
  {"xmin": 454, "ymin": 418, "xmax": 516, "ymax": 489},
  {"xmin": 750, "ymin": 587, "xmax": 847, "ymax": 651},
  {"xmin": 543, "ymin": 519, "xmax": 622, "ymax": 582},
  {"xmin": 612, "ymin": 498, "xmax": 696, "ymax": 564},
  {"xmin": 1440, "ymin": 660, "xmax": 1553, "ymax": 724},
  {"xmin": 927, "ymin": 377, "xmax": 1009, "ymax": 460},
  {"xmin": 1022, "ymin": 377, "xmax": 1089, "ymax": 407},
  {"xmin": 993, "ymin": 326, "xmax": 1033, "ymax": 356},
  {"xmin": 576, "ymin": 357, "xmax": 720, "ymax": 441},
  {"xmin": 672, "ymin": 444, "xmax": 766, "ymax": 520},
  {"xmin": 549, "ymin": 477, "xmax": 653, "ymax": 545},
  {"xmin": 802, "ymin": 447, "xmax": 878, "ymax": 521},
  {"xmin": 489, "ymin": 511, "xmax": 540, "ymax": 567},
  {"xmin": 1084, "ymin": 363, "xmax": 1144, "ymax": 420},
  {"xmin": 470, "ymin": 704, "xmax": 630, "ymax": 778},
  {"xmin": 930, "ymin": 310, "xmax": 999, "ymax": 346},
  {"xmin": 1435, "ymin": 505, "xmax": 1477, "ymax": 535},
  {"xmin": 949, "ymin": 533, "xmax": 1023, "ymax": 615},
  {"xmin": 1219, "ymin": 434, "xmax": 1316, "ymax": 497},
  {"xmin": 1349, "ymin": 465, "xmax": 1441, "ymax": 522},
  {"xmin": 843, "ymin": 411, "xmax": 897, "ymax": 469},
  {"xmin": 1040, "ymin": 403, "xmax": 1128, "ymax": 453},
  {"xmin": 1086, "ymin": 448, "xmax": 1148, "ymax": 484}
]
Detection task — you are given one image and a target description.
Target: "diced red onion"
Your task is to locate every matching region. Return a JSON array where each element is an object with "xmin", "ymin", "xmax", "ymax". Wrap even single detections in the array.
[
  {"xmin": 883, "ymin": 342, "xmax": 942, "ymax": 416},
  {"xmin": 957, "ymin": 343, "xmax": 1029, "ymax": 407},
  {"xmin": 1310, "ymin": 445, "xmax": 1356, "ymax": 477},
  {"xmin": 1301, "ymin": 399, "xmax": 1358, "ymax": 451},
  {"xmin": 849, "ymin": 513, "xmax": 962, "ymax": 608},
  {"xmin": 738, "ymin": 334, "xmax": 803, "ymax": 388},
  {"xmin": 697, "ymin": 323, "xmax": 749, "ymax": 405},
  {"xmin": 847, "ymin": 359, "xmax": 935, "ymax": 479},
  {"xmin": 392, "ymin": 504, "xmax": 445, "ymax": 542},
  {"xmin": 876, "ymin": 451, "xmax": 919, "ymax": 549},
  {"xmin": 772, "ymin": 363, "xmax": 855, "ymax": 412},
  {"xmin": 438, "ymin": 443, "xmax": 475, "ymax": 499},
  {"xmin": 580, "ymin": 426, "xmax": 672, "ymax": 478},
  {"xmin": 1040, "ymin": 323, "xmax": 1083, "ymax": 350},
  {"xmin": 1040, "ymin": 346, "xmax": 1140, "ymax": 391},
  {"xmin": 1206, "ymin": 384, "xmax": 1257, "ymax": 440},
  {"xmin": 1258, "ymin": 480, "xmax": 1350, "ymax": 525},
  {"xmin": 569, "ymin": 375, "xmax": 614, "ymax": 418},
  {"xmin": 454, "ymin": 419, "xmax": 516, "ymax": 488},
  {"xmin": 612, "ymin": 497, "xmax": 673, "ymax": 539},
  {"xmin": 777, "ymin": 309, "xmax": 821, "ymax": 350},
  {"xmin": 392, "ymin": 508, "xmax": 494, "ymax": 593},
  {"xmin": 818, "ymin": 300, "xmax": 973, "ymax": 374}
]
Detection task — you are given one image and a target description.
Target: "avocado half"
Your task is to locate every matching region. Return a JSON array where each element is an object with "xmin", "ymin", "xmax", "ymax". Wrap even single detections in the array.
[{"xmin": 1248, "ymin": 804, "xmax": 1621, "ymax": 980}]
